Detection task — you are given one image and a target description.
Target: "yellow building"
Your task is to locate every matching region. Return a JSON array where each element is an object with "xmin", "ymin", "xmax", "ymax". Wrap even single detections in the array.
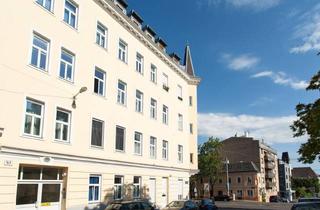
[{"xmin": 0, "ymin": 0, "xmax": 200, "ymax": 209}]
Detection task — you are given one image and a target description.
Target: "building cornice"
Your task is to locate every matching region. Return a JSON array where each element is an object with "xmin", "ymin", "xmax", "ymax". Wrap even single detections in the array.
[
  {"xmin": 94, "ymin": 0, "xmax": 201, "ymax": 86},
  {"xmin": 0, "ymin": 146, "xmax": 196, "ymax": 174}
]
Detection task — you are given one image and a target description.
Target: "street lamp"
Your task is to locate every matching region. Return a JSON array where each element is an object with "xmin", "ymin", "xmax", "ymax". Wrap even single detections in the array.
[
  {"xmin": 72, "ymin": 87, "xmax": 87, "ymax": 109},
  {"xmin": 224, "ymin": 157, "xmax": 230, "ymax": 196}
]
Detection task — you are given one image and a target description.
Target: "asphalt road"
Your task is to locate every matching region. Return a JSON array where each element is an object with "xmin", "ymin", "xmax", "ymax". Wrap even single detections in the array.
[{"xmin": 216, "ymin": 201, "xmax": 293, "ymax": 210}]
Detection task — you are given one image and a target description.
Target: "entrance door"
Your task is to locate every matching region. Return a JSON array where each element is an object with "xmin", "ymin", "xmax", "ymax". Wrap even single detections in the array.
[
  {"xmin": 177, "ymin": 179, "xmax": 183, "ymax": 200},
  {"xmin": 16, "ymin": 183, "xmax": 62, "ymax": 210},
  {"xmin": 160, "ymin": 178, "xmax": 168, "ymax": 208},
  {"xmin": 149, "ymin": 178, "xmax": 156, "ymax": 204}
]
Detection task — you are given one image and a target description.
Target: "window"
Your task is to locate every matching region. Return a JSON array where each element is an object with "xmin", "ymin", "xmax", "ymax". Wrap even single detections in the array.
[
  {"xmin": 150, "ymin": 64, "xmax": 157, "ymax": 83},
  {"xmin": 150, "ymin": 136, "xmax": 157, "ymax": 159},
  {"xmin": 55, "ymin": 109, "xmax": 71, "ymax": 142},
  {"xmin": 228, "ymin": 177, "xmax": 231, "ymax": 184},
  {"xmin": 114, "ymin": 176, "xmax": 123, "ymax": 200},
  {"xmin": 190, "ymin": 153, "xmax": 194, "ymax": 164},
  {"xmin": 189, "ymin": 123, "xmax": 193, "ymax": 134},
  {"xmin": 91, "ymin": 119, "xmax": 104, "ymax": 147},
  {"xmin": 247, "ymin": 177, "xmax": 252, "ymax": 185},
  {"xmin": 94, "ymin": 68, "xmax": 106, "ymax": 96},
  {"xmin": 178, "ymin": 114, "xmax": 183, "ymax": 131},
  {"xmin": 237, "ymin": 177, "xmax": 241, "ymax": 184},
  {"xmin": 162, "ymin": 140, "xmax": 168, "ymax": 160},
  {"xmin": 150, "ymin": 98, "xmax": 157, "ymax": 119},
  {"xmin": 133, "ymin": 176, "xmax": 141, "ymax": 198},
  {"xmin": 59, "ymin": 49, "xmax": 74, "ymax": 82},
  {"xmin": 189, "ymin": 96, "xmax": 193, "ymax": 106},
  {"xmin": 135, "ymin": 90, "xmax": 143, "ymax": 113},
  {"xmin": 162, "ymin": 73, "xmax": 169, "ymax": 91},
  {"xmin": 177, "ymin": 85, "xmax": 183, "ymax": 100},
  {"xmin": 31, "ymin": 33, "xmax": 49, "ymax": 71},
  {"xmin": 178, "ymin": 145, "xmax": 183, "ymax": 163},
  {"xmin": 115, "ymin": 126, "xmax": 125, "ymax": 151},
  {"xmin": 63, "ymin": 0, "xmax": 78, "ymax": 28},
  {"xmin": 118, "ymin": 40, "xmax": 127, "ymax": 63},
  {"xmin": 134, "ymin": 132, "xmax": 142, "ymax": 155},
  {"xmin": 162, "ymin": 105, "xmax": 168, "ymax": 125},
  {"xmin": 117, "ymin": 80, "xmax": 126, "ymax": 105},
  {"xmin": 88, "ymin": 175, "xmax": 101, "ymax": 202},
  {"xmin": 247, "ymin": 190, "xmax": 253, "ymax": 197},
  {"xmin": 36, "ymin": 0, "xmax": 53, "ymax": 12},
  {"xmin": 96, "ymin": 22, "xmax": 107, "ymax": 48},
  {"xmin": 136, "ymin": 53, "xmax": 143, "ymax": 74},
  {"xmin": 24, "ymin": 99, "xmax": 44, "ymax": 137}
]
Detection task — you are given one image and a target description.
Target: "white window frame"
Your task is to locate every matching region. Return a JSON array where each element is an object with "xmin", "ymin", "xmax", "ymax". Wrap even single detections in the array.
[
  {"xmin": 88, "ymin": 175, "xmax": 101, "ymax": 203},
  {"xmin": 23, "ymin": 98, "xmax": 44, "ymax": 138},
  {"xmin": 59, "ymin": 49, "xmax": 75, "ymax": 82},
  {"xmin": 91, "ymin": 118, "xmax": 104, "ymax": 148},
  {"xmin": 114, "ymin": 175, "xmax": 124, "ymax": 200},
  {"xmin": 94, "ymin": 68, "xmax": 106, "ymax": 96},
  {"xmin": 162, "ymin": 105, "xmax": 168, "ymax": 125},
  {"xmin": 162, "ymin": 140, "xmax": 168, "ymax": 160},
  {"xmin": 135, "ymin": 90, "xmax": 143, "ymax": 113},
  {"xmin": 150, "ymin": 64, "xmax": 157, "ymax": 83},
  {"xmin": 162, "ymin": 73, "xmax": 168, "ymax": 89},
  {"xmin": 178, "ymin": 114, "xmax": 183, "ymax": 131},
  {"xmin": 96, "ymin": 22, "xmax": 107, "ymax": 49},
  {"xmin": 36, "ymin": 0, "xmax": 54, "ymax": 12},
  {"xmin": 63, "ymin": 0, "xmax": 78, "ymax": 28},
  {"xmin": 30, "ymin": 33, "xmax": 50, "ymax": 71},
  {"xmin": 136, "ymin": 52, "xmax": 144, "ymax": 74},
  {"xmin": 178, "ymin": 145, "xmax": 183, "ymax": 163},
  {"xmin": 150, "ymin": 136, "xmax": 157, "ymax": 159},
  {"xmin": 134, "ymin": 132, "xmax": 142, "ymax": 155},
  {"xmin": 55, "ymin": 108, "xmax": 71, "ymax": 142},
  {"xmin": 117, "ymin": 80, "xmax": 127, "ymax": 105},
  {"xmin": 118, "ymin": 39, "xmax": 127, "ymax": 63},
  {"xmin": 133, "ymin": 176, "xmax": 141, "ymax": 198},
  {"xmin": 150, "ymin": 98, "xmax": 157, "ymax": 119},
  {"xmin": 177, "ymin": 85, "xmax": 183, "ymax": 100}
]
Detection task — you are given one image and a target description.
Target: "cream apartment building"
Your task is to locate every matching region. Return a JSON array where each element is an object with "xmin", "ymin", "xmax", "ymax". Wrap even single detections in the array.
[{"xmin": 0, "ymin": 0, "xmax": 201, "ymax": 209}]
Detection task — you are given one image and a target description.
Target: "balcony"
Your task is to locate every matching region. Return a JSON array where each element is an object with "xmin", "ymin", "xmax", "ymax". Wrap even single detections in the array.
[
  {"xmin": 266, "ymin": 181, "xmax": 275, "ymax": 189},
  {"xmin": 264, "ymin": 153, "xmax": 274, "ymax": 161},
  {"xmin": 265, "ymin": 171, "xmax": 275, "ymax": 178}
]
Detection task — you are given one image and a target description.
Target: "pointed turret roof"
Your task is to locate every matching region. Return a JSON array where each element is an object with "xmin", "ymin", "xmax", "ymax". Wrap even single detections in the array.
[{"xmin": 183, "ymin": 44, "xmax": 195, "ymax": 77}]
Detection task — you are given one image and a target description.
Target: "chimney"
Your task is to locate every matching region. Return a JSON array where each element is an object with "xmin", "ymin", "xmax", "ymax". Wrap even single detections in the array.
[{"xmin": 244, "ymin": 131, "xmax": 250, "ymax": 137}]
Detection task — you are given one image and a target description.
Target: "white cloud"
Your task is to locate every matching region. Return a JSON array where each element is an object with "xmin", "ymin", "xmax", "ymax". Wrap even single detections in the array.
[
  {"xmin": 223, "ymin": 54, "xmax": 260, "ymax": 71},
  {"xmin": 251, "ymin": 71, "xmax": 308, "ymax": 90},
  {"xmin": 198, "ymin": 113, "xmax": 305, "ymax": 144},
  {"xmin": 290, "ymin": 3, "xmax": 320, "ymax": 53},
  {"xmin": 249, "ymin": 97, "xmax": 273, "ymax": 107},
  {"xmin": 198, "ymin": 0, "xmax": 281, "ymax": 11}
]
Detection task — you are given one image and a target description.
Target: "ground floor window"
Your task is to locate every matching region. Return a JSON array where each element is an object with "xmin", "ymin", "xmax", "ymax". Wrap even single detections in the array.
[
  {"xmin": 114, "ymin": 176, "xmax": 124, "ymax": 200},
  {"xmin": 133, "ymin": 176, "xmax": 141, "ymax": 198},
  {"xmin": 89, "ymin": 175, "xmax": 101, "ymax": 202},
  {"xmin": 247, "ymin": 189, "xmax": 254, "ymax": 197},
  {"xmin": 237, "ymin": 190, "xmax": 243, "ymax": 198}
]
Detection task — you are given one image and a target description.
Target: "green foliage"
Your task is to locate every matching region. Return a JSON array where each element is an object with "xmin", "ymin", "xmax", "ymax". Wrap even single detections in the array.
[
  {"xmin": 292, "ymin": 178, "xmax": 320, "ymax": 197},
  {"xmin": 291, "ymin": 71, "xmax": 320, "ymax": 163},
  {"xmin": 198, "ymin": 137, "xmax": 223, "ymax": 186}
]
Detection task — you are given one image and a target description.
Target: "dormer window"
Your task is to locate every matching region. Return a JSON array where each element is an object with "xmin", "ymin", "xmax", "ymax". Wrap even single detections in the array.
[
  {"xmin": 156, "ymin": 38, "xmax": 167, "ymax": 52},
  {"xmin": 114, "ymin": 0, "xmax": 128, "ymax": 14},
  {"xmin": 170, "ymin": 53, "xmax": 181, "ymax": 65},
  {"xmin": 143, "ymin": 25, "xmax": 156, "ymax": 42},
  {"xmin": 129, "ymin": 10, "xmax": 143, "ymax": 29}
]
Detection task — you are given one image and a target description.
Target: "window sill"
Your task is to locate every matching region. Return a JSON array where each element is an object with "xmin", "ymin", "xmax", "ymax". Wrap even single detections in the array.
[
  {"xmin": 53, "ymin": 140, "xmax": 71, "ymax": 145},
  {"xmin": 134, "ymin": 153, "xmax": 142, "ymax": 156},
  {"xmin": 57, "ymin": 77, "xmax": 75, "ymax": 85},
  {"xmin": 118, "ymin": 59, "xmax": 128, "ymax": 65},
  {"xmin": 34, "ymin": 2, "xmax": 55, "ymax": 16},
  {"xmin": 178, "ymin": 97, "xmax": 183, "ymax": 101},
  {"xmin": 61, "ymin": 20, "xmax": 79, "ymax": 33},
  {"xmin": 90, "ymin": 145, "xmax": 104, "ymax": 150},
  {"xmin": 22, "ymin": 134, "xmax": 43, "ymax": 141},
  {"xmin": 95, "ymin": 43, "xmax": 108, "ymax": 53},
  {"xmin": 116, "ymin": 102, "xmax": 127, "ymax": 108},
  {"xmin": 27, "ymin": 64, "xmax": 49, "ymax": 75},
  {"xmin": 115, "ymin": 149, "xmax": 125, "ymax": 153},
  {"xmin": 92, "ymin": 92, "xmax": 107, "ymax": 100}
]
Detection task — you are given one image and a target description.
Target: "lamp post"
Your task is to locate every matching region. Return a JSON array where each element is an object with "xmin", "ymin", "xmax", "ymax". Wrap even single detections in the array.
[
  {"xmin": 72, "ymin": 87, "xmax": 87, "ymax": 109},
  {"xmin": 225, "ymin": 157, "xmax": 230, "ymax": 196}
]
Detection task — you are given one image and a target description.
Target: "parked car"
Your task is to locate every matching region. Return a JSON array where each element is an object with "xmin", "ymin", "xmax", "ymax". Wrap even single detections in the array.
[
  {"xmin": 269, "ymin": 195, "xmax": 281, "ymax": 203},
  {"xmin": 105, "ymin": 200, "xmax": 157, "ymax": 210},
  {"xmin": 213, "ymin": 195, "xmax": 231, "ymax": 201},
  {"xmin": 291, "ymin": 202, "xmax": 320, "ymax": 210},
  {"xmin": 198, "ymin": 199, "xmax": 218, "ymax": 210},
  {"xmin": 161, "ymin": 200, "xmax": 198, "ymax": 210},
  {"xmin": 298, "ymin": 197, "xmax": 320, "ymax": 203}
]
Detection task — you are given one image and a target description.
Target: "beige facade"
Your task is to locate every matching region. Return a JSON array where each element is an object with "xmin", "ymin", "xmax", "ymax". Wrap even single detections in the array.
[{"xmin": 0, "ymin": 0, "xmax": 200, "ymax": 210}]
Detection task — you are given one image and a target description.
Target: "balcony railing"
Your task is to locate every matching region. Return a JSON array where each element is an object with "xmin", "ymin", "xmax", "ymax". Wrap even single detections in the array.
[
  {"xmin": 265, "ymin": 171, "xmax": 275, "ymax": 178},
  {"xmin": 265, "ymin": 162, "xmax": 275, "ymax": 169}
]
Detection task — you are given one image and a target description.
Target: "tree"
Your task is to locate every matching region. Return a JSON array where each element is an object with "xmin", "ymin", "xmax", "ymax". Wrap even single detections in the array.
[
  {"xmin": 291, "ymin": 71, "xmax": 320, "ymax": 163},
  {"xmin": 292, "ymin": 178, "xmax": 320, "ymax": 198},
  {"xmin": 197, "ymin": 137, "xmax": 223, "ymax": 197}
]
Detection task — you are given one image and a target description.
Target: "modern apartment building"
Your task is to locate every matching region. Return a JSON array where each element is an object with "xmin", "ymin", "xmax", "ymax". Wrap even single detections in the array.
[
  {"xmin": 278, "ymin": 152, "xmax": 293, "ymax": 201},
  {"xmin": 0, "ymin": 0, "xmax": 200, "ymax": 210},
  {"xmin": 217, "ymin": 135, "xmax": 279, "ymax": 202}
]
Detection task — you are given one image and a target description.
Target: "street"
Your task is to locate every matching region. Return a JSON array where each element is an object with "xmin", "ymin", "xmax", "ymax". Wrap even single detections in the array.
[{"xmin": 216, "ymin": 201, "xmax": 293, "ymax": 210}]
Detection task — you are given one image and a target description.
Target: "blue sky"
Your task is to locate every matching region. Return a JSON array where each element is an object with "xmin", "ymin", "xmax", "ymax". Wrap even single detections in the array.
[{"xmin": 128, "ymin": 0, "xmax": 320, "ymax": 173}]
